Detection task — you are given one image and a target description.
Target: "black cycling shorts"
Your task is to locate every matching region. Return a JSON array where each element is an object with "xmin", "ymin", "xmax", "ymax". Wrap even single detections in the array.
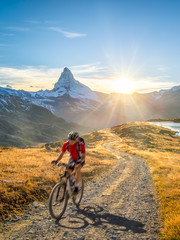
[{"xmin": 67, "ymin": 158, "xmax": 84, "ymax": 169}]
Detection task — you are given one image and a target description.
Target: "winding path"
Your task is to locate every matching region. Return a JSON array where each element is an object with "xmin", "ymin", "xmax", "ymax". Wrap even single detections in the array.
[{"xmin": 1, "ymin": 130, "xmax": 160, "ymax": 240}]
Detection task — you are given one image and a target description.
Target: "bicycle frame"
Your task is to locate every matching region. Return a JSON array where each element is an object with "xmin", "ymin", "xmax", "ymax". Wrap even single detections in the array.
[
  {"xmin": 58, "ymin": 162, "xmax": 77, "ymax": 196},
  {"xmin": 65, "ymin": 170, "xmax": 76, "ymax": 198},
  {"xmin": 49, "ymin": 161, "xmax": 84, "ymax": 220}
]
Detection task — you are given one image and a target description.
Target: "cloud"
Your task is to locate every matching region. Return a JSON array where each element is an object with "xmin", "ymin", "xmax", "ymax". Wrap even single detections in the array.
[
  {"xmin": 157, "ymin": 65, "xmax": 168, "ymax": 71},
  {"xmin": 0, "ymin": 64, "xmax": 108, "ymax": 92},
  {"xmin": 5, "ymin": 26, "xmax": 30, "ymax": 32},
  {"xmin": 49, "ymin": 27, "xmax": 87, "ymax": 38},
  {"xmin": 71, "ymin": 63, "xmax": 109, "ymax": 76},
  {"xmin": 134, "ymin": 76, "xmax": 177, "ymax": 93},
  {"xmin": 0, "ymin": 64, "xmax": 178, "ymax": 94},
  {"xmin": 0, "ymin": 66, "xmax": 61, "ymax": 91}
]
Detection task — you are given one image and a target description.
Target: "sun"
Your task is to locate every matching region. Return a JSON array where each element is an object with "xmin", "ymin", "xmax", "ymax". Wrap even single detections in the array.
[{"xmin": 113, "ymin": 77, "xmax": 135, "ymax": 94}]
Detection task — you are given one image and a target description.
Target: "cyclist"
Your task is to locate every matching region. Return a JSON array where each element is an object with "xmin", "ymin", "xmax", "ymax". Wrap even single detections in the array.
[{"xmin": 51, "ymin": 131, "xmax": 85, "ymax": 193}]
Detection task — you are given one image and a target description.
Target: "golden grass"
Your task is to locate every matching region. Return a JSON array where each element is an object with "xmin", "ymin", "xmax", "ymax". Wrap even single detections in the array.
[
  {"xmin": 0, "ymin": 130, "xmax": 116, "ymax": 221},
  {"xmin": 2, "ymin": 121, "xmax": 179, "ymax": 239},
  {"xmin": 111, "ymin": 121, "xmax": 180, "ymax": 240}
]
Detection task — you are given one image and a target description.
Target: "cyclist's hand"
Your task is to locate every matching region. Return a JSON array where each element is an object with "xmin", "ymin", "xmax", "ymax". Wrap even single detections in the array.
[{"xmin": 51, "ymin": 160, "xmax": 58, "ymax": 165}]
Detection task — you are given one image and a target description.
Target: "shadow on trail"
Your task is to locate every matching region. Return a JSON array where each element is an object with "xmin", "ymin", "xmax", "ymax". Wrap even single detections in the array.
[{"xmin": 56, "ymin": 204, "xmax": 146, "ymax": 233}]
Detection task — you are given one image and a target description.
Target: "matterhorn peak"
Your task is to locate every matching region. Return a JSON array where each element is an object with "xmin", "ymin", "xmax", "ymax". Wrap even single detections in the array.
[
  {"xmin": 53, "ymin": 67, "xmax": 75, "ymax": 91},
  {"xmin": 63, "ymin": 67, "xmax": 71, "ymax": 73},
  {"xmin": 62, "ymin": 67, "xmax": 74, "ymax": 78},
  {"xmin": 51, "ymin": 67, "xmax": 98, "ymax": 100}
]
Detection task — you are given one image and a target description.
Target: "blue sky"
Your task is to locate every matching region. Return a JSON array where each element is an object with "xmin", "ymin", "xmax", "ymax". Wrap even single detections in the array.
[{"xmin": 0, "ymin": 0, "xmax": 180, "ymax": 93}]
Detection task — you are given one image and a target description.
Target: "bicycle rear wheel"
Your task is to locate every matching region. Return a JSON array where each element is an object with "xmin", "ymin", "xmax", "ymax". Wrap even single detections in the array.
[
  {"xmin": 72, "ymin": 177, "xmax": 84, "ymax": 207},
  {"xmin": 48, "ymin": 182, "xmax": 68, "ymax": 219}
]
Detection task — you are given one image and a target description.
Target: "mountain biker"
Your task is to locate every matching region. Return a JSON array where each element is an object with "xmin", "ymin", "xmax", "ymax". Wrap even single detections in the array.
[{"xmin": 51, "ymin": 131, "xmax": 85, "ymax": 193}]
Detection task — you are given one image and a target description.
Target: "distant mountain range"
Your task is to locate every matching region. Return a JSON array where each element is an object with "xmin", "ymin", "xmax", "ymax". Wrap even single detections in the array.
[
  {"xmin": 0, "ymin": 67, "xmax": 179, "ymax": 146},
  {"xmin": 0, "ymin": 94, "xmax": 91, "ymax": 147}
]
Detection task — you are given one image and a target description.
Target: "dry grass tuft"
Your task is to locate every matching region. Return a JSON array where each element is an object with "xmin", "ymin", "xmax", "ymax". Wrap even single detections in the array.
[{"xmin": 111, "ymin": 121, "xmax": 180, "ymax": 240}]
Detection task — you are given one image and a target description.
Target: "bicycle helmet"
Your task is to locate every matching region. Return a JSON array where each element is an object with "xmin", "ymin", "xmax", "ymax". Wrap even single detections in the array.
[{"xmin": 68, "ymin": 131, "xmax": 79, "ymax": 140}]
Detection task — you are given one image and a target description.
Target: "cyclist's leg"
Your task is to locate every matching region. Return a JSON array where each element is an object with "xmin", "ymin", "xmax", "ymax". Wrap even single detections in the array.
[
  {"xmin": 75, "ymin": 163, "xmax": 81, "ymax": 185},
  {"xmin": 67, "ymin": 158, "xmax": 74, "ymax": 175}
]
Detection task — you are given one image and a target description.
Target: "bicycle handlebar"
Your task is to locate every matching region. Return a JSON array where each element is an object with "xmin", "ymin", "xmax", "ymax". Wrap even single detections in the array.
[
  {"xmin": 56, "ymin": 162, "xmax": 67, "ymax": 167},
  {"xmin": 54, "ymin": 161, "xmax": 85, "ymax": 168}
]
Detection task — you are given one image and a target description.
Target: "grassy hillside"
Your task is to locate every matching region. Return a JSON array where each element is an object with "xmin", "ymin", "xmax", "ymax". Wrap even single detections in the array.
[
  {"xmin": 1, "ymin": 121, "xmax": 180, "ymax": 239},
  {"xmin": 0, "ymin": 130, "xmax": 116, "ymax": 221},
  {"xmin": 0, "ymin": 104, "xmax": 92, "ymax": 148},
  {"xmin": 111, "ymin": 122, "xmax": 180, "ymax": 240},
  {"xmin": 148, "ymin": 118, "xmax": 180, "ymax": 123}
]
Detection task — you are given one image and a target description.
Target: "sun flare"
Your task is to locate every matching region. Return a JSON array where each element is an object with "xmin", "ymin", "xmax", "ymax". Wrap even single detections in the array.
[{"xmin": 113, "ymin": 77, "xmax": 135, "ymax": 94}]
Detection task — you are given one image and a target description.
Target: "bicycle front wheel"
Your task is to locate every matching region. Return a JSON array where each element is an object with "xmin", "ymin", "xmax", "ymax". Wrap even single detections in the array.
[
  {"xmin": 48, "ymin": 182, "xmax": 68, "ymax": 219},
  {"xmin": 72, "ymin": 177, "xmax": 84, "ymax": 207}
]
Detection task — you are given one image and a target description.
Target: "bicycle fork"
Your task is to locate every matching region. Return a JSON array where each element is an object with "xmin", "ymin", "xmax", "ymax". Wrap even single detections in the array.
[{"xmin": 66, "ymin": 177, "xmax": 75, "ymax": 198}]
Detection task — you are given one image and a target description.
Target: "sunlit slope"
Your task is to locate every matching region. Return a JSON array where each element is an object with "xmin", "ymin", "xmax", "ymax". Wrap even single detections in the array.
[
  {"xmin": 1, "ymin": 121, "xmax": 180, "ymax": 239},
  {"xmin": 111, "ymin": 121, "xmax": 180, "ymax": 240},
  {"xmin": 64, "ymin": 90, "xmax": 180, "ymax": 129},
  {"xmin": 0, "ymin": 96, "xmax": 92, "ymax": 148},
  {"xmin": 148, "ymin": 118, "xmax": 180, "ymax": 123}
]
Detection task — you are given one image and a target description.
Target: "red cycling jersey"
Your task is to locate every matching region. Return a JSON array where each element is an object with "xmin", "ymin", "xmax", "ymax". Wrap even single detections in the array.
[{"xmin": 61, "ymin": 141, "xmax": 85, "ymax": 162}]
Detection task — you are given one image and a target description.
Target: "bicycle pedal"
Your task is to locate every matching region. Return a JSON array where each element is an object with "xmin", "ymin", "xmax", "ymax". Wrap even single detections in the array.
[{"xmin": 73, "ymin": 187, "xmax": 79, "ymax": 194}]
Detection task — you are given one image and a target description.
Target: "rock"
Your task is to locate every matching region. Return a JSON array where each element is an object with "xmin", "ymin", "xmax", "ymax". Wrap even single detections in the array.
[
  {"xmin": 4, "ymin": 218, "xmax": 10, "ymax": 223},
  {"xmin": 32, "ymin": 201, "xmax": 40, "ymax": 207},
  {"xmin": 11, "ymin": 218, "xmax": 19, "ymax": 222},
  {"xmin": 32, "ymin": 201, "xmax": 45, "ymax": 208},
  {"xmin": 2, "ymin": 179, "xmax": 25, "ymax": 183},
  {"xmin": 22, "ymin": 215, "xmax": 29, "ymax": 220},
  {"xmin": 79, "ymin": 236, "xmax": 85, "ymax": 240},
  {"xmin": 63, "ymin": 231, "xmax": 68, "ymax": 236}
]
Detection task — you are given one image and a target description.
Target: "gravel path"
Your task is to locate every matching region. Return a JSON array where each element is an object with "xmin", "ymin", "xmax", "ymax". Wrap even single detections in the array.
[{"xmin": 0, "ymin": 131, "xmax": 160, "ymax": 240}]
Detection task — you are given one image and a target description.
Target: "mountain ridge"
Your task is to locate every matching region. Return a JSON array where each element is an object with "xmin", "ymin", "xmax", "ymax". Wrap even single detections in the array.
[
  {"xmin": 0, "ymin": 94, "xmax": 92, "ymax": 147},
  {"xmin": 1, "ymin": 67, "xmax": 179, "ymax": 100},
  {"xmin": 0, "ymin": 67, "xmax": 180, "ymax": 129}
]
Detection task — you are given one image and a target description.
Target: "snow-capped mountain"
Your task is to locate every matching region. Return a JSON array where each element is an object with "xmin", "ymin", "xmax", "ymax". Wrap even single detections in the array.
[
  {"xmin": 0, "ymin": 94, "xmax": 32, "ymax": 113},
  {"xmin": 0, "ymin": 67, "xmax": 179, "ymax": 129},
  {"xmin": 168, "ymin": 85, "xmax": 180, "ymax": 92},
  {"xmin": 53, "ymin": 67, "xmax": 98, "ymax": 100},
  {"xmin": 0, "ymin": 67, "xmax": 100, "ymax": 116}
]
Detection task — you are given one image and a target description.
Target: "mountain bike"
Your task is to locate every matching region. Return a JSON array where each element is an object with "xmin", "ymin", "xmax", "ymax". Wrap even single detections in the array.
[{"xmin": 48, "ymin": 162, "xmax": 84, "ymax": 220}]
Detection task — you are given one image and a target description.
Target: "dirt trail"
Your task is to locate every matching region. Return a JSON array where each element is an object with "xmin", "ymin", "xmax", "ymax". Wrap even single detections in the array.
[{"xmin": 0, "ymin": 130, "xmax": 160, "ymax": 240}]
